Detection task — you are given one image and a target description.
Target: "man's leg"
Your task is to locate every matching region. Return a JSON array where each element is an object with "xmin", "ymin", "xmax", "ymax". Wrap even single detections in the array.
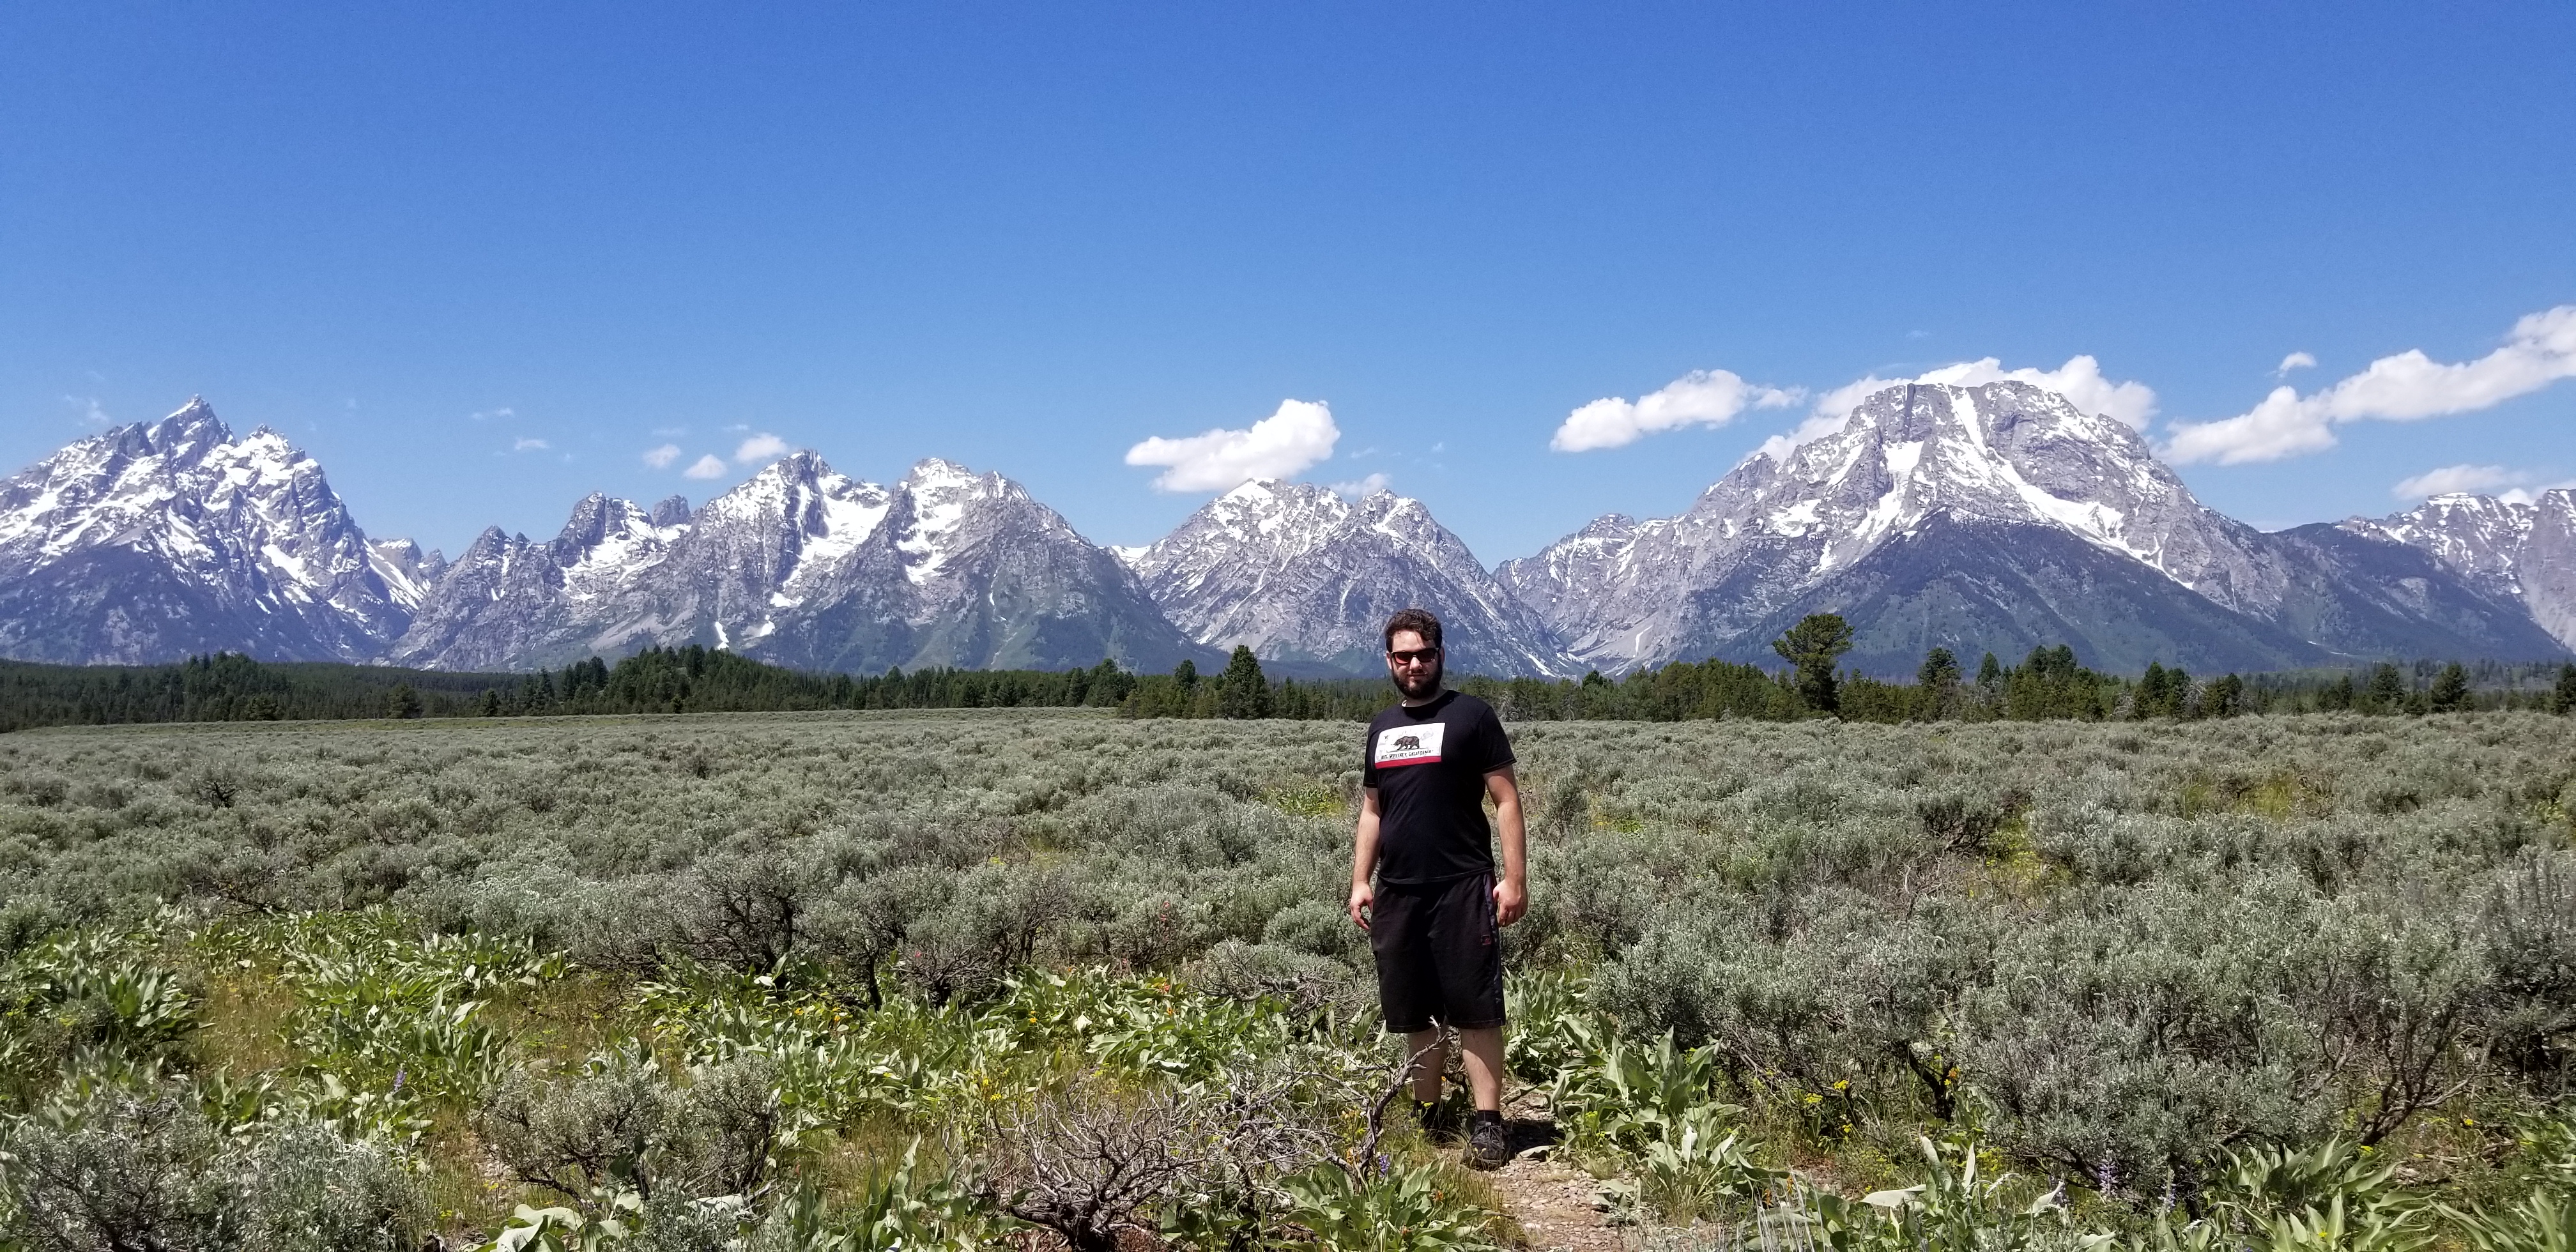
[
  {"xmin": 1456, "ymin": 1025, "xmax": 1505, "ymax": 1113},
  {"xmin": 1404, "ymin": 1027, "xmax": 1445, "ymax": 1103}
]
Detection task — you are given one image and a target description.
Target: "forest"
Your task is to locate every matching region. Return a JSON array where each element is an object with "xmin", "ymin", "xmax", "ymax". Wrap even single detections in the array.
[
  {"xmin": 8, "ymin": 616, "xmax": 2573, "ymax": 734},
  {"xmin": 0, "ymin": 708, "xmax": 2570, "ymax": 1249}
]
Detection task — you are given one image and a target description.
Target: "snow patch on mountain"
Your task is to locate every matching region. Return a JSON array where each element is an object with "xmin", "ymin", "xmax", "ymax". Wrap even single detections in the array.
[{"xmin": 1124, "ymin": 478, "xmax": 1572, "ymax": 675}]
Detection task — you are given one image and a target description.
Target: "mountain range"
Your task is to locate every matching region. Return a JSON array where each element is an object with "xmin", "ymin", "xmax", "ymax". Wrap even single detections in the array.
[{"xmin": 2, "ymin": 393, "xmax": 2568, "ymax": 678}]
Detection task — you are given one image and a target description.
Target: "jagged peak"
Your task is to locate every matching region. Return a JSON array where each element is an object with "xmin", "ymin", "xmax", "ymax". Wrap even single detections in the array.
[
  {"xmin": 146, "ymin": 396, "xmax": 233, "ymax": 453},
  {"xmin": 650, "ymin": 495, "xmax": 692, "ymax": 527},
  {"xmin": 553, "ymin": 492, "xmax": 650, "ymax": 547},
  {"xmin": 902, "ymin": 457, "xmax": 983, "ymax": 488}
]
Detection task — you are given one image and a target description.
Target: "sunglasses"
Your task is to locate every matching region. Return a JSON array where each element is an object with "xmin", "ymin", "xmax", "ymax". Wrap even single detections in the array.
[{"xmin": 1386, "ymin": 648, "xmax": 1442, "ymax": 666}]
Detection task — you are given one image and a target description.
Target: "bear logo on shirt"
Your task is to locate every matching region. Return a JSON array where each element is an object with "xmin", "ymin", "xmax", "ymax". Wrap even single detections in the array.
[{"xmin": 1374, "ymin": 722, "xmax": 1445, "ymax": 767}]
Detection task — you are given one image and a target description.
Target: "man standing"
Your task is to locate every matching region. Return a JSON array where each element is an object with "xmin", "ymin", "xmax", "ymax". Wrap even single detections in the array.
[{"xmin": 1348, "ymin": 607, "xmax": 1527, "ymax": 1170}]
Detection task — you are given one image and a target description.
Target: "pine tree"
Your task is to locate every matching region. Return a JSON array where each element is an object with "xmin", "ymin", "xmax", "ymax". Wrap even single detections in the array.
[
  {"xmin": 1216, "ymin": 646, "xmax": 1271, "ymax": 719},
  {"xmin": 1917, "ymin": 646, "xmax": 1961, "ymax": 719},
  {"xmin": 385, "ymin": 683, "xmax": 424, "ymax": 720},
  {"xmin": 2555, "ymin": 663, "xmax": 2576, "ymax": 715},
  {"xmin": 2204, "ymin": 673, "xmax": 2244, "ymax": 718},
  {"xmin": 2428, "ymin": 662, "xmax": 2471, "ymax": 712},
  {"xmin": 2365, "ymin": 662, "xmax": 2407, "ymax": 713},
  {"xmin": 2320, "ymin": 673, "xmax": 2355, "ymax": 712},
  {"xmin": 1771, "ymin": 613, "xmax": 1854, "ymax": 716},
  {"xmin": 1174, "ymin": 659, "xmax": 1198, "ymax": 689}
]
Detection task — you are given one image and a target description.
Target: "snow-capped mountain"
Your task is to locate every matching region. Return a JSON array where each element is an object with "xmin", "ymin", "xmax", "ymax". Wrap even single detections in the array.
[
  {"xmin": 0, "ymin": 399, "xmax": 420, "ymax": 664},
  {"xmin": 391, "ymin": 454, "xmax": 1210, "ymax": 674},
  {"xmin": 1502, "ymin": 381, "xmax": 2563, "ymax": 673},
  {"xmin": 1117, "ymin": 479, "xmax": 1572, "ymax": 676},
  {"xmin": 3, "ymin": 392, "xmax": 2564, "ymax": 678},
  {"xmin": 2345, "ymin": 491, "xmax": 2576, "ymax": 650},
  {"xmin": 748, "ymin": 457, "xmax": 1213, "ymax": 673},
  {"xmin": 388, "ymin": 487, "xmax": 698, "ymax": 670}
]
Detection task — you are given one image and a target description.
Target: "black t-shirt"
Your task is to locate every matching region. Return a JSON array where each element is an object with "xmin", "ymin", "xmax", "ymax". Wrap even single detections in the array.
[{"xmin": 1361, "ymin": 690, "xmax": 1515, "ymax": 885}]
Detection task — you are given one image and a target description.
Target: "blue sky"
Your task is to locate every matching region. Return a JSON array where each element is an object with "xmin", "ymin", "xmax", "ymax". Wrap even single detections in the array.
[{"xmin": 4, "ymin": 3, "xmax": 2573, "ymax": 561}]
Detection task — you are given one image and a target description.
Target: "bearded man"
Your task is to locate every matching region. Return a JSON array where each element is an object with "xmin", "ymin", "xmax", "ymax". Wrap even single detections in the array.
[{"xmin": 1346, "ymin": 607, "xmax": 1527, "ymax": 1169}]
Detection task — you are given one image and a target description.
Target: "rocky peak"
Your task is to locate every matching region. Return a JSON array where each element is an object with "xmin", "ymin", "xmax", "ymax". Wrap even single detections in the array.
[
  {"xmin": 0, "ymin": 397, "xmax": 410, "ymax": 664},
  {"xmin": 1124, "ymin": 476, "xmax": 1571, "ymax": 675},
  {"xmin": 2343, "ymin": 493, "xmax": 2536, "ymax": 597}
]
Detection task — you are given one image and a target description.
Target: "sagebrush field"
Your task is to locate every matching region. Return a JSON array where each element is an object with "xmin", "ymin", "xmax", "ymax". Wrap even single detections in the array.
[{"xmin": 1, "ymin": 709, "xmax": 2571, "ymax": 1250}]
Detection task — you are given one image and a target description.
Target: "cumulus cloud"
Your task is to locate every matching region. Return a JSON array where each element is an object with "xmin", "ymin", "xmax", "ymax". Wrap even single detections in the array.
[
  {"xmin": 2165, "ymin": 305, "xmax": 2576, "ymax": 466},
  {"xmin": 1749, "ymin": 355, "xmax": 2156, "ymax": 462},
  {"xmin": 2276, "ymin": 351, "xmax": 2317, "ymax": 376},
  {"xmin": 1914, "ymin": 356, "xmax": 2159, "ymax": 431},
  {"xmin": 1549, "ymin": 370, "xmax": 1803, "ymax": 452},
  {"xmin": 733, "ymin": 432, "xmax": 790, "ymax": 464},
  {"xmin": 1125, "ymin": 399, "xmax": 1340, "ymax": 492},
  {"xmin": 683, "ymin": 454, "xmax": 729, "ymax": 480},
  {"xmin": 2393, "ymin": 464, "xmax": 2527, "ymax": 500},
  {"xmin": 1330, "ymin": 472, "xmax": 1393, "ymax": 498},
  {"xmin": 2501, "ymin": 482, "xmax": 2576, "ymax": 506},
  {"xmin": 512, "ymin": 437, "xmax": 551, "ymax": 452},
  {"xmin": 642, "ymin": 443, "xmax": 682, "ymax": 470}
]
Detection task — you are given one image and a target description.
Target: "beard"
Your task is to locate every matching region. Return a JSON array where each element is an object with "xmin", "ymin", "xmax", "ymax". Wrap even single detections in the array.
[{"xmin": 1392, "ymin": 659, "xmax": 1443, "ymax": 701}]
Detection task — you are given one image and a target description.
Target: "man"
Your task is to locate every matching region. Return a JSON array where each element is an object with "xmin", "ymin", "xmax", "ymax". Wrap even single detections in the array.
[{"xmin": 1347, "ymin": 607, "xmax": 1527, "ymax": 1170}]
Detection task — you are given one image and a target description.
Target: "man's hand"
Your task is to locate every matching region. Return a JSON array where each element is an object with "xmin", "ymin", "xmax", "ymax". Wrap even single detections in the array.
[
  {"xmin": 1349, "ymin": 881, "xmax": 1374, "ymax": 931},
  {"xmin": 1492, "ymin": 876, "xmax": 1526, "ymax": 927}
]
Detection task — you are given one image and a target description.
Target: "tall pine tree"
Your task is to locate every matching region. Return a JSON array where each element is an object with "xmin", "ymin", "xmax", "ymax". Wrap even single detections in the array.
[{"xmin": 1216, "ymin": 646, "xmax": 1272, "ymax": 719}]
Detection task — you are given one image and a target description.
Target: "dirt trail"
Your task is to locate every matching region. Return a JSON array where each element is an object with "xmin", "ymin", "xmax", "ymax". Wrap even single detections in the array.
[{"xmin": 1485, "ymin": 1108, "xmax": 1629, "ymax": 1252}]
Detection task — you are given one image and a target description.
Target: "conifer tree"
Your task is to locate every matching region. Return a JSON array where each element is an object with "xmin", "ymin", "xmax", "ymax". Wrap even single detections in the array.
[
  {"xmin": 1216, "ymin": 646, "xmax": 1271, "ymax": 719},
  {"xmin": 385, "ymin": 683, "xmax": 424, "ymax": 720},
  {"xmin": 1917, "ymin": 646, "xmax": 1961, "ymax": 719},
  {"xmin": 2428, "ymin": 662, "xmax": 2470, "ymax": 712},
  {"xmin": 2555, "ymin": 662, "xmax": 2576, "ymax": 715},
  {"xmin": 1771, "ymin": 613, "xmax": 1853, "ymax": 715},
  {"xmin": 2366, "ymin": 662, "xmax": 2407, "ymax": 713}
]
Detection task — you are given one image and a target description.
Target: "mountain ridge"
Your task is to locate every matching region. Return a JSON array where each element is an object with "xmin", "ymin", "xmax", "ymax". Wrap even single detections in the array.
[{"xmin": 1, "ymin": 394, "xmax": 2568, "ymax": 676}]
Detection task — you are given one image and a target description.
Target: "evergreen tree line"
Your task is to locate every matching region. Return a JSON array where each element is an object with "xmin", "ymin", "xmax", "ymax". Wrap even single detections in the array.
[
  {"xmin": 1134, "ymin": 618, "xmax": 2576, "ymax": 724},
  {"xmin": 6, "ymin": 627, "xmax": 2573, "ymax": 732}
]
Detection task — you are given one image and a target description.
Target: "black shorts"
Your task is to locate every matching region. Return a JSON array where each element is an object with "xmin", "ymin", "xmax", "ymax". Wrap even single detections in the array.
[{"xmin": 1369, "ymin": 873, "xmax": 1505, "ymax": 1034}]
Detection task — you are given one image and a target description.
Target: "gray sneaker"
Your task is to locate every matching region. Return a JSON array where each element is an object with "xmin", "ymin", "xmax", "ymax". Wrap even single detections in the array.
[{"xmin": 1466, "ymin": 1117, "xmax": 1510, "ymax": 1169}]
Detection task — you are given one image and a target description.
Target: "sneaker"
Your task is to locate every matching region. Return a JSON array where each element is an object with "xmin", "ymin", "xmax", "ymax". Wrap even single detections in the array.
[{"xmin": 1466, "ymin": 1116, "xmax": 1510, "ymax": 1170}]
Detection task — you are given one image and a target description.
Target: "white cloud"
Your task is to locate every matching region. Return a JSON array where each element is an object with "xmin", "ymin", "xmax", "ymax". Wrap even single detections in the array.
[
  {"xmin": 2276, "ymin": 351, "xmax": 2317, "ymax": 376},
  {"xmin": 1330, "ymin": 472, "xmax": 1393, "ymax": 498},
  {"xmin": 683, "ymin": 454, "xmax": 729, "ymax": 480},
  {"xmin": 2165, "ymin": 305, "xmax": 2576, "ymax": 465},
  {"xmin": 2392, "ymin": 464, "xmax": 2525, "ymax": 500},
  {"xmin": 733, "ymin": 432, "xmax": 790, "ymax": 463},
  {"xmin": 2501, "ymin": 481, "xmax": 2576, "ymax": 506},
  {"xmin": 1549, "ymin": 369, "xmax": 1802, "ymax": 452},
  {"xmin": 652, "ymin": 425, "xmax": 687, "ymax": 437},
  {"xmin": 642, "ymin": 443, "xmax": 682, "ymax": 469},
  {"xmin": 1125, "ymin": 399, "xmax": 1340, "ymax": 492},
  {"xmin": 512, "ymin": 437, "xmax": 551, "ymax": 452},
  {"xmin": 64, "ymin": 395, "xmax": 111, "ymax": 426},
  {"xmin": 1749, "ymin": 355, "xmax": 2156, "ymax": 462},
  {"xmin": 1913, "ymin": 355, "xmax": 2158, "ymax": 431},
  {"xmin": 720, "ymin": 423, "xmax": 749, "ymax": 433},
  {"xmin": 471, "ymin": 407, "xmax": 515, "ymax": 423}
]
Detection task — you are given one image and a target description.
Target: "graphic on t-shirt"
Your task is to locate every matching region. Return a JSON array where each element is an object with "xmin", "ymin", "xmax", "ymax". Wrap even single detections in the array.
[{"xmin": 1374, "ymin": 721, "xmax": 1445, "ymax": 768}]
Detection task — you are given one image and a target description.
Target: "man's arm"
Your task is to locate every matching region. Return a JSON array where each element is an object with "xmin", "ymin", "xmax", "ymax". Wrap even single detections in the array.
[
  {"xmin": 1486, "ymin": 765, "xmax": 1527, "ymax": 926},
  {"xmin": 1348, "ymin": 786, "xmax": 1383, "ymax": 930}
]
